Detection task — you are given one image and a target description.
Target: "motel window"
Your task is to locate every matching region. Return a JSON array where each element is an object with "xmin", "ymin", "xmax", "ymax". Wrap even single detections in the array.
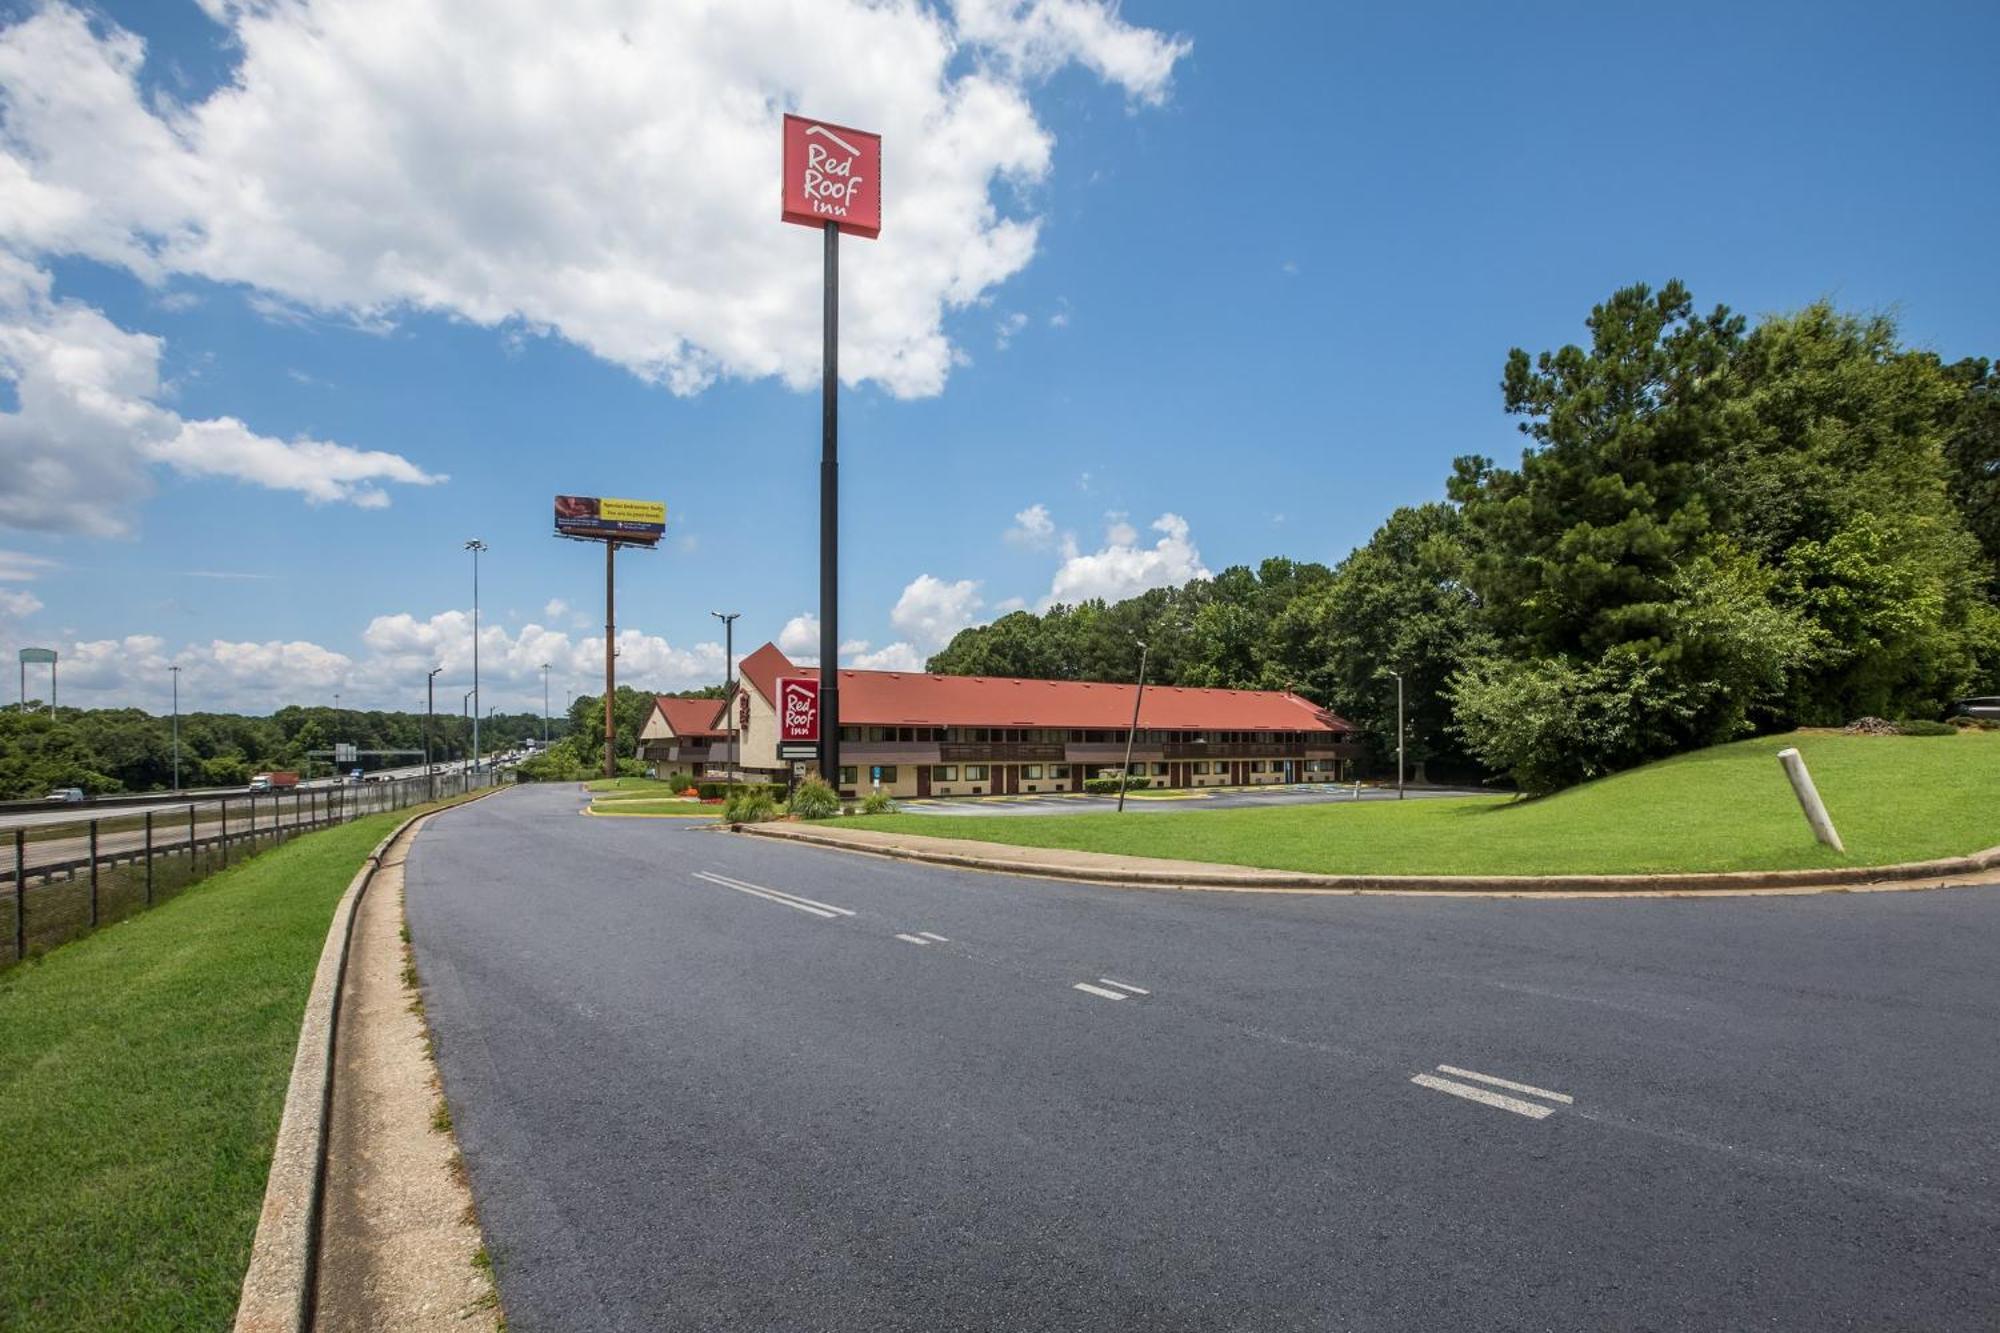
[
  {"xmin": 1023, "ymin": 765, "xmax": 1043, "ymax": 780},
  {"xmin": 877, "ymin": 766, "xmax": 898, "ymax": 782},
  {"xmin": 964, "ymin": 765, "xmax": 988, "ymax": 780},
  {"xmin": 1251, "ymin": 761, "xmax": 1267, "ymax": 773},
  {"xmin": 1051, "ymin": 765, "xmax": 1070, "ymax": 779},
  {"xmin": 1068, "ymin": 729, "xmax": 1084, "ymax": 742},
  {"xmin": 933, "ymin": 766, "xmax": 958, "ymax": 781},
  {"xmin": 838, "ymin": 767, "xmax": 857, "ymax": 785},
  {"xmin": 1154, "ymin": 763, "xmax": 1169, "ymax": 776},
  {"xmin": 1193, "ymin": 762, "xmax": 1209, "ymax": 775},
  {"xmin": 840, "ymin": 726, "xmax": 862, "ymax": 742}
]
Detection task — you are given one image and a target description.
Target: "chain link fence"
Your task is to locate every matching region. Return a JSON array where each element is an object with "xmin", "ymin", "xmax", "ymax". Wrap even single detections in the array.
[{"xmin": 2, "ymin": 769, "xmax": 506, "ymax": 968}]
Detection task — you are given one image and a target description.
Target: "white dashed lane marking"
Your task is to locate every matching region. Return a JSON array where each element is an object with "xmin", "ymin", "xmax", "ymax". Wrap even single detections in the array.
[
  {"xmin": 1410, "ymin": 1064, "xmax": 1572, "ymax": 1120},
  {"xmin": 692, "ymin": 871, "xmax": 855, "ymax": 919},
  {"xmin": 1098, "ymin": 978, "xmax": 1149, "ymax": 995},
  {"xmin": 895, "ymin": 933, "xmax": 930, "ymax": 944},
  {"xmin": 917, "ymin": 932, "xmax": 949, "ymax": 943},
  {"xmin": 1072, "ymin": 983, "xmax": 1130, "ymax": 1000}
]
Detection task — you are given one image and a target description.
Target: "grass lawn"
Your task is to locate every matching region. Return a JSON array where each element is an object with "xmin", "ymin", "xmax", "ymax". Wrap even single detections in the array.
[
  {"xmin": 829, "ymin": 731, "xmax": 2000, "ymax": 877},
  {"xmin": 0, "ymin": 799, "xmax": 471, "ymax": 1331},
  {"xmin": 589, "ymin": 799, "xmax": 720, "ymax": 817}
]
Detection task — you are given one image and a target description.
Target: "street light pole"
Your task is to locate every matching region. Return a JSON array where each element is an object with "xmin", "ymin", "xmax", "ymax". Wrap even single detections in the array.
[
  {"xmin": 465, "ymin": 538, "xmax": 487, "ymax": 768},
  {"xmin": 1117, "ymin": 639, "xmax": 1150, "ymax": 814},
  {"xmin": 1385, "ymin": 669, "xmax": 1405, "ymax": 800},
  {"xmin": 426, "ymin": 666, "xmax": 442, "ymax": 799},
  {"xmin": 462, "ymin": 688, "xmax": 473, "ymax": 767},
  {"xmin": 711, "ymin": 610, "xmax": 740, "ymax": 800},
  {"xmin": 169, "ymin": 665, "xmax": 181, "ymax": 792},
  {"xmin": 540, "ymin": 663, "xmax": 551, "ymax": 746}
]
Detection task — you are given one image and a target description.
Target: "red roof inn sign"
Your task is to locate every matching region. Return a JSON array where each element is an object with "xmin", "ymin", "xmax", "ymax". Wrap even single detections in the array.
[
  {"xmin": 781, "ymin": 115, "xmax": 881, "ymax": 238},
  {"xmin": 777, "ymin": 676, "xmax": 821, "ymax": 744}
]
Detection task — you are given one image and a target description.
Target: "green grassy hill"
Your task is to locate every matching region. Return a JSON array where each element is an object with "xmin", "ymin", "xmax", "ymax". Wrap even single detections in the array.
[{"xmin": 831, "ymin": 731, "xmax": 2000, "ymax": 877}]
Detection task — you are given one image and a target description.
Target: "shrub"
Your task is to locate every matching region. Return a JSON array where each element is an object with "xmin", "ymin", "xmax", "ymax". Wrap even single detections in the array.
[
  {"xmin": 660, "ymin": 771, "xmax": 694, "ymax": 791},
  {"xmin": 723, "ymin": 787, "xmax": 779, "ymax": 823},
  {"xmin": 1082, "ymin": 775, "xmax": 1150, "ymax": 795},
  {"xmin": 617, "ymin": 758, "xmax": 649, "ymax": 778},
  {"xmin": 789, "ymin": 777, "xmax": 840, "ymax": 820},
  {"xmin": 860, "ymin": 789, "xmax": 895, "ymax": 815},
  {"xmin": 1895, "ymin": 719, "xmax": 1957, "ymax": 736},
  {"xmin": 516, "ymin": 750, "xmax": 587, "ymax": 782}
]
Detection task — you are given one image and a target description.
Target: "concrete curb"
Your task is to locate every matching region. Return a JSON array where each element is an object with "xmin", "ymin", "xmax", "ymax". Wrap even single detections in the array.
[
  {"xmin": 233, "ymin": 787, "xmax": 502, "ymax": 1333},
  {"xmin": 736, "ymin": 822, "xmax": 2000, "ymax": 897}
]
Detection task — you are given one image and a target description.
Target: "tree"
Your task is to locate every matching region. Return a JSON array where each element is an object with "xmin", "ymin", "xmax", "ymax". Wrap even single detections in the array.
[{"xmin": 1940, "ymin": 356, "xmax": 2000, "ymax": 599}]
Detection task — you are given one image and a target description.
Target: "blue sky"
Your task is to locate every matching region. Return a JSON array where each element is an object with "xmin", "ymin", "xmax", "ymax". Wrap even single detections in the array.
[{"xmin": 1, "ymin": 0, "xmax": 1995, "ymax": 714}]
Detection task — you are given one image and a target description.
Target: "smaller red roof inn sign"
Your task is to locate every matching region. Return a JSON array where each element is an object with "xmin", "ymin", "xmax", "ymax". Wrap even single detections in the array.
[
  {"xmin": 777, "ymin": 676, "xmax": 821, "ymax": 743},
  {"xmin": 781, "ymin": 114, "xmax": 881, "ymax": 238}
]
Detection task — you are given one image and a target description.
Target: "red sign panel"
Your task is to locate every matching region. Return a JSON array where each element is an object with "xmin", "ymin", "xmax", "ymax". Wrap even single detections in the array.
[
  {"xmin": 781, "ymin": 114, "xmax": 881, "ymax": 239},
  {"xmin": 777, "ymin": 676, "xmax": 821, "ymax": 743}
]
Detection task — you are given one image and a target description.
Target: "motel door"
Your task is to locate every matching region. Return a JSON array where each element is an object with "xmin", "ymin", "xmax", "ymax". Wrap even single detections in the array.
[
  {"xmin": 916, "ymin": 767, "xmax": 931, "ymax": 798},
  {"xmin": 1003, "ymin": 766, "xmax": 1020, "ymax": 795}
]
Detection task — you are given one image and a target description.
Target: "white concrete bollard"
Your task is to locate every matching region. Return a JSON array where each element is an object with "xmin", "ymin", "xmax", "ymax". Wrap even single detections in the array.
[{"xmin": 1777, "ymin": 747, "xmax": 1845, "ymax": 853}]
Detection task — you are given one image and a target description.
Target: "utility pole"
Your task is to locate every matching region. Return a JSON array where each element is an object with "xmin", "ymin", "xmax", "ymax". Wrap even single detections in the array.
[
  {"xmin": 462, "ymin": 688, "xmax": 474, "ymax": 768},
  {"xmin": 540, "ymin": 662, "xmax": 551, "ymax": 745},
  {"xmin": 169, "ymin": 665, "xmax": 181, "ymax": 792},
  {"xmin": 711, "ymin": 610, "xmax": 740, "ymax": 799},
  {"xmin": 465, "ymin": 538, "xmax": 487, "ymax": 768},
  {"xmin": 1386, "ymin": 669, "xmax": 1405, "ymax": 800},
  {"xmin": 603, "ymin": 542, "xmax": 617, "ymax": 779},
  {"xmin": 426, "ymin": 666, "xmax": 442, "ymax": 799},
  {"xmin": 1117, "ymin": 639, "xmax": 1150, "ymax": 813}
]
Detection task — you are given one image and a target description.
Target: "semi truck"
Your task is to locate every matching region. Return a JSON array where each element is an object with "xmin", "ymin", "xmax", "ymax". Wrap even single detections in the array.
[{"xmin": 247, "ymin": 771, "xmax": 300, "ymax": 793}]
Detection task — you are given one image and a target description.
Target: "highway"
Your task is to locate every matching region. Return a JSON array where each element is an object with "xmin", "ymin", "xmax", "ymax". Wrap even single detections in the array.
[
  {"xmin": 0, "ymin": 760, "xmax": 486, "ymax": 835},
  {"xmin": 405, "ymin": 785, "xmax": 2000, "ymax": 1331}
]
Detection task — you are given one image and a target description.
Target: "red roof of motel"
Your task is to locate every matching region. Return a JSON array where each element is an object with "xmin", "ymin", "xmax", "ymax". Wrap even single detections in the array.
[
  {"xmin": 652, "ymin": 695, "xmax": 727, "ymax": 739},
  {"xmin": 736, "ymin": 642, "xmax": 1353, "ymax": 733}
]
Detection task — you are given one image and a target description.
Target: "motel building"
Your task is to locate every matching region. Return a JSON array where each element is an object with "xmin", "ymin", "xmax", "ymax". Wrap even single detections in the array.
[{"xmin": 641, "ymin": 642, "xmax": 1366, "ymax": 800}]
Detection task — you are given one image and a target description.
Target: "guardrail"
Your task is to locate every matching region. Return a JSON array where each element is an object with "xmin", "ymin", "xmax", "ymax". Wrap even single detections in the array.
[{"xmin": 2, "ymin": 768, "xmax": 507, "ymax": 968}]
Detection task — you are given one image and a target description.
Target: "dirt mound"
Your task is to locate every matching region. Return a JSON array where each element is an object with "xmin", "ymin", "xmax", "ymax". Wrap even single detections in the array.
[{"xmin": 1842, "ymin": 716, "xmax": 1901, "ymax": 736}]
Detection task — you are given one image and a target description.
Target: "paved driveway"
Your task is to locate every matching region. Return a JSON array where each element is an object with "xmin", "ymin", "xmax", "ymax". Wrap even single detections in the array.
[{"xmin": 405, "ymin": 784, "xmax": 2000, "ymax": 1331}]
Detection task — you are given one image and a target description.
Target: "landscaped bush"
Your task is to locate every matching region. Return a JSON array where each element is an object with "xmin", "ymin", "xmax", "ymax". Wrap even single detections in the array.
[
  {"xmin": 515, "ymin": 750, "xmax": 588, "ymax": 782},
  {"xmin": 860, "ymin": 789, "xmax": 895, "ymax": 815},
  {"xmin": 1895, "ymin": 719, "xmax": 1958, "ymax": 736},
  {"xmin": 723, "ymin": 787, "xmax": 779, "ymax": 823},
  {"xmin": 662, "ymin": 771, "xmax": 694, "ymax": 791},
  {"xmin": 1082, "ymin": 775, "xmax": 1150, "ymax": 795},
  {"xmin": 789, "ymin": 777, "xmax": 840, "ymax": 820},
  {"xmin": 617, "ymin": 758, "xmax": 649, "ymax": 777}
]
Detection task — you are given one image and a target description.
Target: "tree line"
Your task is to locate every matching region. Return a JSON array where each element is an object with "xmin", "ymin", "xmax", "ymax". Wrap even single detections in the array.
[
  {"xmin": 928, "ymin": 282, "xmax": 1999, "ymax": 792},
  {"xmin": 0, "ymin": 702, "xmax": 563, "ymax": 799}
]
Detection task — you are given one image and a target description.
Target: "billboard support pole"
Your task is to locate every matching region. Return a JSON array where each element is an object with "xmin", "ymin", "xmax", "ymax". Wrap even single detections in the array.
[
  {"xmin": 819, "ymin": 220, "xmax": 841, "ymax": 794},
  {"xmin": 604, "ymin": 540, "xmax": 618, "ymax": 779}
]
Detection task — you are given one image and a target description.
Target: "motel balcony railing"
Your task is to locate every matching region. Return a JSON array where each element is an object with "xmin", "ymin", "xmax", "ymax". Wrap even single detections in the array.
[{"xmin": 937, "ymin": 742, "xmax": 1066, "ymax": 763}]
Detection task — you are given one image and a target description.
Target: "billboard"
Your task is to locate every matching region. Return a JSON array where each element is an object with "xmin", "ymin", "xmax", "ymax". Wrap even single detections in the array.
[
  {"xmin": 781, "ymin": 114, "xmax": 881, "ymax": 239},
  {"xmin": 553, "ymin": 496, "xmax": 666, "ymax": 544},
  {"xmin": 777, "ymin": 676, "xmax": 821, "ymax": 744},
  {"xmin": 18, "ymin": 647, "xmax": 56, "ymax": 664}
]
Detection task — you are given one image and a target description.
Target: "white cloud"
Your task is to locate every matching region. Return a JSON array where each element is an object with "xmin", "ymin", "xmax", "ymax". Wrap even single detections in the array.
[
  {"xmin": 847, "ymin": 640, "xmax": 926, "ymax": 672},
  {"xmin": 995, "ymin": 310, "xmax": 1028, "ymax": 349},
  {"xmin": 1004, "ymin": 501, "xmax": 1056, "ymax": 549},
  {"xmin": 952, "ymin": 0, "xmax": 1193, "ymax": 106},
  {"xmin": 0, "ymin": 586, "xmax": 39, "ymax": 617},
  {"xmin": 1044, "ymin": 511, "xmax": 1209, "ymax": 607},
  {"xmin": 543, "ymin": 597, "xmax": 569, "ymax": 620},
  {"xmin": 0, "ymin": 1, "xmax": 1189, "ymax": 401},
  {"xmin": 0, "ymin": 254, "xmax": 442, "ymax": 536},
  {"xmin": 0, "ymin": 547, "xmax": 56, "ymax": 580},
  {"xmin": 778, "ymin": 612, "xmax": 821, "ymax": 659},
  {"xmin": 890, "ymin": 573, "xmax": 985, "ymax": 648}
]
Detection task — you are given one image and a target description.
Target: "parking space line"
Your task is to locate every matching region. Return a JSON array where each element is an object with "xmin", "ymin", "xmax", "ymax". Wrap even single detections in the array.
[
  {"xmin": 917, "ymin": 931, "xmax": 950, "ymax": 942},
  {"xmin": 692, "ymin": 871, "xmax": 854, "ymax": 919},
  {"xmin": 1436, "ymin": 1064, "xmax": 1574, "ymax": 1104},
  {"xmin": 894, "ymin": 933, "xmax": 930, "ymax": 944},
  {"xmin": 1072, "ymin": 982, "xmax": 1129, "ymax": 1000},
  {"xmin": 1409, "ymin": 1073, "xmax": 1554, "ymax": 1119},
  {"xmin": 1098, "ymin": 978, "xmax": 1150, "ymax": 995}
]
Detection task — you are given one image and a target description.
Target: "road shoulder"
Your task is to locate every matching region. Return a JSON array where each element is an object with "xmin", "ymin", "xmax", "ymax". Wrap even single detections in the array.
[{"xmin": 314, "ymin": 833, "xmax": 500, "ymax": 1330}]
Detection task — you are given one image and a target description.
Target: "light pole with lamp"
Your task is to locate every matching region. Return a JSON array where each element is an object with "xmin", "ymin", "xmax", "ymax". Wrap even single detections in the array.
[
  {"xmin": 540, "ymin": 663, "xmax": 551, "ymax": 746},
  {"xmin": 465, "ymin": 538, "xmax": 487, "ymax": 768},
  {"xmin": 1116, "ymin": 638, "xmax": 1150, "ymax": 814},
  {"xmin": 169, "ymin": 664, "xmax": 182, "ymax": 792},
  {"xmin": 710, "ymin": 610, "xmax": 740, "ymax": 799},
  {"xmin": 1384, "ymin": 668, "xmax": 1405, "ymax": 800},
  {"xmin": 426, "ymin": 667, "xmax": 442, "ymax": 798},
  {"xmin": 462, "ymin": 688, "xmax": 474, "ymax": 774}
]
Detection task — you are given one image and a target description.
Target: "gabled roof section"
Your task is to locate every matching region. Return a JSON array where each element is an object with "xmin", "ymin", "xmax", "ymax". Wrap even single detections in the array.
[
  {"xmin": 652, "ymin": 695, "xmax": 727, "ymax": 739},
  {"xmin": 730, "ymin": 642, "xmax": 1352, "ymax": 733}
]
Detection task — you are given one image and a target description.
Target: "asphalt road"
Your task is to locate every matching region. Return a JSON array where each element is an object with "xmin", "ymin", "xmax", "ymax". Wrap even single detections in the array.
[{"xmin": 405, "ymin": 785, "xmax": 2000, "ymax": 1331}]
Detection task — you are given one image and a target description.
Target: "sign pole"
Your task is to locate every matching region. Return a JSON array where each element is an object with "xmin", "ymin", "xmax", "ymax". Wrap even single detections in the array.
[
  {"xmin": 604, "ymin": 540, "xmax": 618, "ymax": 779},
  {"xmin": 819, "ymin": 220, "xmax": 841, "ymax": 794}
]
